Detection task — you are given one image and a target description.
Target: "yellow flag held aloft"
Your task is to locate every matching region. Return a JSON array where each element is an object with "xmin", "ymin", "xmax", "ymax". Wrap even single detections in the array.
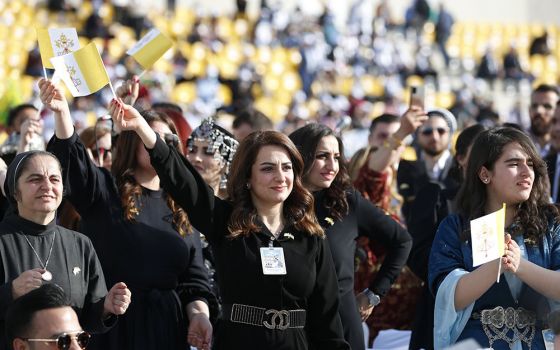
[
  {"xmin": 126, "ymin": 28, "xmax": 173, "ymax": 69},
  {"xmin": 470, "ymin": 203, "xmax": 506, "ymax": 267},
  {"xmin": 50, "ymin": 43, "xmax": 110, "ymax": 97},
  {"xmin": 37, "ymin": 28, "xmax": 80, "ymax": 69}
]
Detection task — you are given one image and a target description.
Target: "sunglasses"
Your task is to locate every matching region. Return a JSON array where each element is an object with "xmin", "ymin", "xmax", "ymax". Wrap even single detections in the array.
[
  {"xmin": 23, "ymin": 331, "xmax": 90, "ymax": 349},
  {"xmin": 420, "ymin": 127, "xmax": 448, "ymax": 136},
  {"xmin": 91, "ymin": 147, "xmax": 111, "ymax": 160}
]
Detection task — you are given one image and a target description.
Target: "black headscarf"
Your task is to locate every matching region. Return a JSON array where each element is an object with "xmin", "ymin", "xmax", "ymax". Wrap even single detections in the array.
[{"xmin": 4, "ymin": 151, "xmax": 50, "ymax": 205}]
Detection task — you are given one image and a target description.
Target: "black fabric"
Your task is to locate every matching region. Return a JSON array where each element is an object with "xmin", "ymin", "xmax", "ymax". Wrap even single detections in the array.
[
  {"xmin": 313, "ymin": 189, "xmax": 412, "ymax": 350},
  {"xmin": 406, "ymin": 180, "xmax": 459, "ymax": 350},
  {"xmin": 147, "ymin": 134, "xmax": 350, "ymax": 350},
  {"xmin": 0, "ymin": 215, "xmax": 110, "ymax": 350},
  {"xmin": 545, "ymin": 152, "xmax": 557, "ymax": 201},
  {"xmin": 47, "ymin": 133, "xmax": 213, "ymax": 350}
]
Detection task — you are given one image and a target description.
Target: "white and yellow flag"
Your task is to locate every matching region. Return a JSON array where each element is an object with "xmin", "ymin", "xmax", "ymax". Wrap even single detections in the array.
[
  {"xmin": 37, "ymin": 28, "xmax": 80, "ymax": 69},
  {"xmin": 126, "ymin": 28, "xmax": 173, "ymax": 69},
  {"xmin": 50, "ymin": 43, "xmax": 110, "ymax": 97},
  {"xmin": 470, "ymin": 204, "xmax": 506, "ymax": 267}
]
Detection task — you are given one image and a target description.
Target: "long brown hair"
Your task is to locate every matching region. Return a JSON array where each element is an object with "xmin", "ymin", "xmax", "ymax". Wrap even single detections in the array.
[
  {"xmin": 111, "ymin": 110, "xmax": 191, "ymax": 236},
  {"xmin": 289, "ymin": 123, "xmax": 350, "ymax": 221},
  {"xmin": 226, "ymin": 131, "xmax": 323, "ymax": 238},
  {"xmin": 456, "ymin": 127, "xmax": 558, "ymax": 243}
]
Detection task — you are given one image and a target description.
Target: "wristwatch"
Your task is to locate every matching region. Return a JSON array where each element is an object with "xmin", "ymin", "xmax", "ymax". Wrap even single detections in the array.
[{"xmin": 363, "ymin": 288, "xmax": 381, "ymax": 307}]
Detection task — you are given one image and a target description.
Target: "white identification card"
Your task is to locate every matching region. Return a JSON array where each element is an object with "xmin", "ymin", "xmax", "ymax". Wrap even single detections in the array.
[{"xmin": 260, "ymin": 247, "xmax": 287, "ymax": 275}]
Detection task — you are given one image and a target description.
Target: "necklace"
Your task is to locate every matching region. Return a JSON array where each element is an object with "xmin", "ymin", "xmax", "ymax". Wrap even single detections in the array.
[{"xmin": 22, "ymin": 230, "xmax": 57, "ymax": 281}]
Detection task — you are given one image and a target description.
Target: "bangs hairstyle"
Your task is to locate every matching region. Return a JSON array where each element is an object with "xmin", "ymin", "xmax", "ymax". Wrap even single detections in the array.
[
  {"xmin": 111, "ymin": 110, "xmax": 192, "ymax": 236},
  {"xmin": 289, "ymin": 123, "xmax": 351, "ymax": 221},
  {"xmin": 226, "ymin": 131, "xmax": 323, "ymax": 238},
  {"xmin": 456, "ymin": 127, "xmax": 558, "ymax": 243}
]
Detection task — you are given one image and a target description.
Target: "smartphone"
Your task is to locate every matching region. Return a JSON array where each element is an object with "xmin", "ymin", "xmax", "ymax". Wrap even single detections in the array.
[{"xmin": 410, "ymin": 85, "xmax": 425, "ymax": 109}]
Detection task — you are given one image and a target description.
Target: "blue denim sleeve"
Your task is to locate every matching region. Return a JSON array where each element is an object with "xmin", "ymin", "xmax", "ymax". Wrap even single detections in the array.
[
  {"xmin": 549, "ymin": 222, "xmax": 560, "ymax": 271},
  {"xmin": 428, "ymin": 214, "xmax": 468, "ymax": 296}
]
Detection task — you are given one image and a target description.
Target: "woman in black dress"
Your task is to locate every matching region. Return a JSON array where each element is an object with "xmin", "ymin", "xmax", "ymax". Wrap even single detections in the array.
[
  {"xmin": 39, "ymin": 78, "xmax": 213, "ymax": 350},
  {"xmin": 108, "ymin": 99, "xmax": 350, "ymax": 350},
  {"xmin": 0, "ymin": 151, "xmax": 130, "ymax": 350},
  {"xmin": 289, "ymin": 123, "xmax": 412, "ymax": 350}
]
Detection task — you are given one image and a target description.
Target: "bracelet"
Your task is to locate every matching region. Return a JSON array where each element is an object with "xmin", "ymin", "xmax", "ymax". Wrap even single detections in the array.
[{"xmin": 382, "ymin": 136, "xmax": 403, "ymax": 150}]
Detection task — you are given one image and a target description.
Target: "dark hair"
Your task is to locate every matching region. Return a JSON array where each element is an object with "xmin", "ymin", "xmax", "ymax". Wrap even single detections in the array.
[
  {"xmin": 5, "ymin": 151, "xmax": 62, "ymax": 207},
  {"xmin": 289, "ymin": 123, "xmax": 350, "ymax": 220},
  {"xmin": 456, "ymin": 127, "xmax": 558, "ymax": 242},
  {"xmin": 369, "ymin": 114, "xmax": 399, "ymax": 133},
  {"xmin": 7, "ymin": 104, "xmax": 38, "ymax": 128},
  {"xmin": 232, "ymin": 108, "xmax": 273, "ymax": 131},
  {"xmin": 532, "ymin": 84, "xmax": 560, "ymax": 97},
  {"xmin": 226, "ymin": 131, "xmax": 323, "ymax": 238},
  {"xmin": 5, "ymin": 284, "xmax": 70, "ymax": 345},
  {"xmin": 447, "ymin": 124, "xmax": 487, "ymax": 183},
  {"xmin": 111, "ymin": 110, "xmax": 192, "ymax": 236}
]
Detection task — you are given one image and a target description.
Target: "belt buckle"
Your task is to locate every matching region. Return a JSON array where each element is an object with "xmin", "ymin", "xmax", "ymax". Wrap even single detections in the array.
[{"xmin": 263, "ymin": 309, "xmax": 290, "ymax": 330}]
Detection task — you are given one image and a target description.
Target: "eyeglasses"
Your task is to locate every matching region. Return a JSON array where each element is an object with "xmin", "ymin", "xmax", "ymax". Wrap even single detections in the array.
[
  {"xmin": 420, "ymin": 127, "xmax": 448, "ymax": 136},
  {"xmin": 23, "ymin": 331, "xmax": 90, "ymax": 349},
  {"xmin": 91, "ymin": 147, "xmax": 111, "ymax": 160}
]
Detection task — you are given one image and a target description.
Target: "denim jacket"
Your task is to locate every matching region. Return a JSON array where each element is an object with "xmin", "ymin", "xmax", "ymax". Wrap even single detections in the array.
[{"xmin": 428, "ymin": 214, "xmax": 560, "ymax": 350}]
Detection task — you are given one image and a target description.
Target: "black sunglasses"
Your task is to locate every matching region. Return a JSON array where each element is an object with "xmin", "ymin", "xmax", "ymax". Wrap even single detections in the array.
[
  {"xmin": 23, "ymin": 331, "xmax": 90, "ymax": 349},
  {"xmin": 420, "ymin": 127, "xmax": 448, "ymax": 136}
]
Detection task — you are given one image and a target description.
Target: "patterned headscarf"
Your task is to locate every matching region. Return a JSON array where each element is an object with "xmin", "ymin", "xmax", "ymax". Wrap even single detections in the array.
[{"xmin": 187, "ymin": 118, "xmax": 239, "ymax": 189}]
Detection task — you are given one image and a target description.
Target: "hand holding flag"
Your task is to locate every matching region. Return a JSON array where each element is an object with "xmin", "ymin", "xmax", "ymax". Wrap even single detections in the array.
[{"xmin": 38, "ymin": 78, "xmax": 70, "ymax": 115}]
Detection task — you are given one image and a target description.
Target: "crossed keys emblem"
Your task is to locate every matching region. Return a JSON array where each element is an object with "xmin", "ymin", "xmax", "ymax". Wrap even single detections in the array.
[{"xmin": 263, "ymin": 309, "xmax": 290, "ymax": 330}]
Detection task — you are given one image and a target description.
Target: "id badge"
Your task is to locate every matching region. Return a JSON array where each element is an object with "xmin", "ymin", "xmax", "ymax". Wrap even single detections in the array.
[{"xmin": 260, "ymin": 247, "xmax": 287, "ymax": 275}]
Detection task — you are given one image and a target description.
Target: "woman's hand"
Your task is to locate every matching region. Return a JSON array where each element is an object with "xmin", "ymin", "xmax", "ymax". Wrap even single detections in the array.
[
  {"xmin": 355, "ymin": 292, "xmax": 374, "ymax": 321},
  {"xmin": 38, "ymin": 78, "xmax": 69, "ymax": 115},
  {"xmin": 108, "ymin": 99, "xmax": 146, "ymax": 132},
  {"xmin": 103, "ymin": 282, "xmax": 131, "ymax": 316},
  {"xmin": 187, "ymin": 313, "xmax": 212, "ymax": 350},
  {"xmin": 12, "ymin": 268, "xmax": 45, "ymax": 299},
  {"xmin": 502, "ymin": 233, "xmax": 522, "ymax": 274},
  {"xmin": 116, "ymin": 76, "xmax": 140, "ymax": 106}
]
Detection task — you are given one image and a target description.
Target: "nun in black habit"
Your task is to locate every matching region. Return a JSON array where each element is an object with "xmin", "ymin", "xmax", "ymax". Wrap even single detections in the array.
[{"xmin": 0, "ymin": 151, "xmax": 131, "ymax": 350}]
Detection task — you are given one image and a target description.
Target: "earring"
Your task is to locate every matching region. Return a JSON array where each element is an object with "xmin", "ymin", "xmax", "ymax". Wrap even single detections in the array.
[
  {"xmin": 482, "ymin": 178, "xmax": 489, "ymax": 183},
  {"xmin": 246, "ymin": 183, "xmax": 251, "ymax": 190}
]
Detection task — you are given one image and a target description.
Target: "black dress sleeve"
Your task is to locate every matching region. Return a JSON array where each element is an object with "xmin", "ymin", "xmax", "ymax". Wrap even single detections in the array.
[
  {"xmin": 354, "ymin": 190, "xmax": 412, "ymax": 296},
  {"xmin": 46, "ymin": 132, "xmax": 112, "ymax": 214},
  {"xmin": 0, "ymin": 281, "xmax": 13, "ymax": 321},
  {"xmin": 146, "ymin": 136, "xmax": 221, "ymax": 239},
  {"xmin": 176, "ymin": 230, "xmax": 218, "ymax": 323},
  {"xmin": 307, "ymin": 237, "xmax": 350, "ymax": 350},
  {"xmin": 76, "ymin": 232, "xmax": 115, "ymax": 333}
]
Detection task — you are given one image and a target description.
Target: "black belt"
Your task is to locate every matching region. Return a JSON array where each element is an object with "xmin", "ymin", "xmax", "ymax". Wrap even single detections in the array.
[{"xmin": 222, "ymin": 303, "xmax": 306, "ymax": 330}]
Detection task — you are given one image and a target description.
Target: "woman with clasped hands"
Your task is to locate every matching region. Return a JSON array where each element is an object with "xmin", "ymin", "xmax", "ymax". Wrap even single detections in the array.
[
  {"xmin": 428, "ymin": 127, "xmax": 560, "ymax": 349},
  {"xmin": 0, "ymin": 151, "xmax": 131, "ymax": 350},
  {"xmin": 109, "ymin": 98, "xmax": 349, "ymax": 350}
]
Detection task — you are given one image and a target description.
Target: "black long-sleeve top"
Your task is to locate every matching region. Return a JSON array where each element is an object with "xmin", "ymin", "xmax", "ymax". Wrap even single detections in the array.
[
  {"xmin": 147, "ymin": 135, "xmax": 349, "ymax": 350},
  {"xmin": 314, "ymin": 189, "xmax": 411, "ymax": 350},
  {"xmin": 0, "ymin": 215, "xmax": 111, "ymax": 350},
  {"xmin": 47, "ymin": 132, "xmax": 213, "ymax": 349},
  {"xmin": 314, "ymin": 189, "xmax": 412, "ymax": 297}
]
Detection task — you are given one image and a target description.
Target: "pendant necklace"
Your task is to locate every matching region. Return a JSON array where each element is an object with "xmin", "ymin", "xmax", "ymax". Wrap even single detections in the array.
[{"xmin": 22, "ymin": 230, "xmax": 57, "ymax": 281}]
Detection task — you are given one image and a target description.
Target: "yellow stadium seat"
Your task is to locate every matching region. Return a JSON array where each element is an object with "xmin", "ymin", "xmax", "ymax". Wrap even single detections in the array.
[
  {"xmin": 218, "ymin": 84, "xmax": 232, "ymax": 105},
  {"xmin": 172, "ymin": 82, "xmax": 197, "ymax": 104}
]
